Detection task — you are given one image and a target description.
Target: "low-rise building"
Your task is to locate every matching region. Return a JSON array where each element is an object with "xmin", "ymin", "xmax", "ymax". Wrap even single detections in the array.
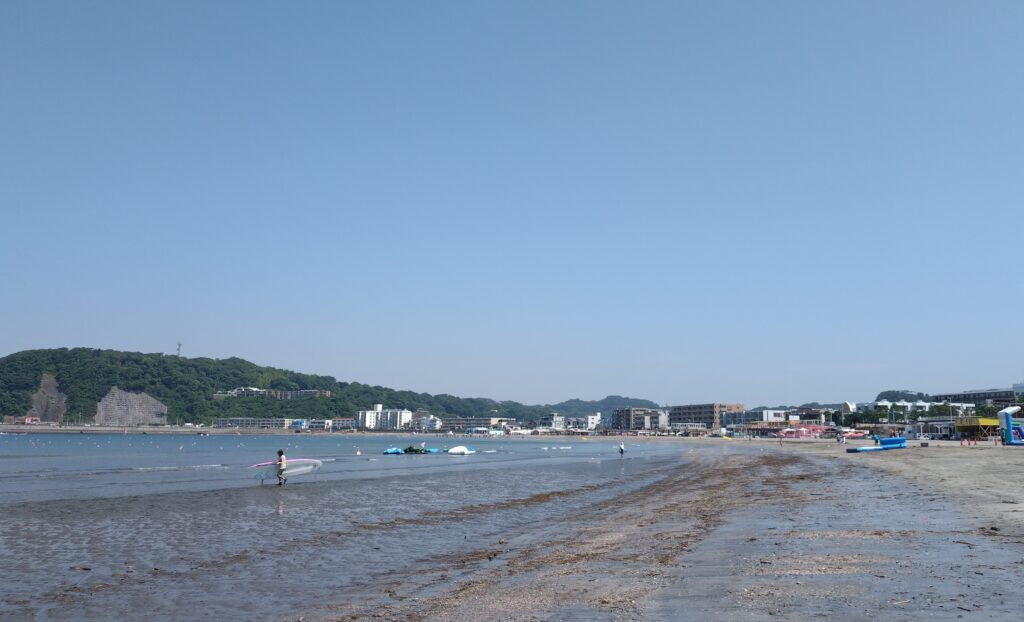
[
  {"xmin": 212, "ymin": 417, "xmax": 291, "ymax": 429},
  {"xmin": 440, "ymin": 416, "xmax": 514, "ymax": 431}
]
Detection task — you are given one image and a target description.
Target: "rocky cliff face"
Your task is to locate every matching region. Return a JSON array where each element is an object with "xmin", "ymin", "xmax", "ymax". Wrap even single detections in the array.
[
  {"xmin": 94, "ymin": 387, "xmax": 168, "ymax": 426},
  {"xmin": 27, "ymin": 373, "xmax": 67, "ymax": 423}
]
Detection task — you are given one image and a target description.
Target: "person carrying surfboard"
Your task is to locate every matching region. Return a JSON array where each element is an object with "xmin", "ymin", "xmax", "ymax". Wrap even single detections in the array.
[{"xmin": 276, "ymin": 449, "xmax": 287, "ymax": 486}]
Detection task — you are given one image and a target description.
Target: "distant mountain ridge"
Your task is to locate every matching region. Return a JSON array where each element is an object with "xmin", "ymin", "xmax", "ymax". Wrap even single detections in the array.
[{"xmin": 0, "ymin": 348, "xmax": 657, "ymax": 424}]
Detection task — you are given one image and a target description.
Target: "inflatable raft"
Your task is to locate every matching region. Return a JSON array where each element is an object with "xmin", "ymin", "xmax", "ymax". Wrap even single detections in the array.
[{"xmin": 847, "ymin": 437, "xmax": 907, "ymax": 453}]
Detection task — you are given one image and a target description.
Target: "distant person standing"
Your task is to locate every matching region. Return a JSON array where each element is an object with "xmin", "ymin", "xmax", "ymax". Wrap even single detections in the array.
[
  {"xmin": 276, "ymin": 449, "xmax": 287, "ymax": 486},
  {"xmin": 618, "ymin": 441, "xmax": 625, "ymax": 457}
]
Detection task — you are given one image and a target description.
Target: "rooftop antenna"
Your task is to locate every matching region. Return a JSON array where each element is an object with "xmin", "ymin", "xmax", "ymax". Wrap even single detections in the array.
[{"xmin": 176, "ymin": 341, "xmax": 182, "ymax": 357}]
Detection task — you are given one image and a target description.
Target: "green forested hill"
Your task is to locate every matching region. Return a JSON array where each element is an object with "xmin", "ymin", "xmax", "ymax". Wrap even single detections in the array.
[{"xmin": 0, "ymin": 348, "xmax": 657, "ymax": 424}]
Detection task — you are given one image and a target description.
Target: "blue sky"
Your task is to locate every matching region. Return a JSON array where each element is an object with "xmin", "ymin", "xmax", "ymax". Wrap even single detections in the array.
[{"xmin": 2, "ymin": 1, "xmax": 1022, "ymax": 407}]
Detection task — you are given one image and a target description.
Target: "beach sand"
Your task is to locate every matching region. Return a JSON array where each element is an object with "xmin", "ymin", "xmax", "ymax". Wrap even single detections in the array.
[{"xmin": 318, "ymin": 440, "xmax": 1024, "ymax": 621}]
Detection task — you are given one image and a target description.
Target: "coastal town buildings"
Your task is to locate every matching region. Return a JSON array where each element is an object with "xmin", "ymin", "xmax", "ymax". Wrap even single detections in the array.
[
  {"xmin": 212, "ymin": 417, "xmax": 355, "ymax": 431},
  {"xmin": 668, "ymin": 403, "xmax": 744, "ymax": 433},
  {"xmin": 854, "ymin": 400, "xmax": 975, "ymax": 417},
  {"xmin": 440, "ymin": 416, "xmax": 517, "ymax": 431},
  {"xmin": 213, "ymin": 387, "xmax": 331, "ymax": 400}
]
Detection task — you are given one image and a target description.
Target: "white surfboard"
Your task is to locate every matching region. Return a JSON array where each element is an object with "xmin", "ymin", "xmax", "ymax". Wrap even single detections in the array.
[{"xmin": 248, "ymin": 458, "xmax": 322, "ymax": 482}]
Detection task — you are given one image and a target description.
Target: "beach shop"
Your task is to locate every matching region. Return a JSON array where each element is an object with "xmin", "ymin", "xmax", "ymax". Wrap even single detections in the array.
[{"xmin": 955, "ymin": 415, "xmax": 1000, "ymax": 440}]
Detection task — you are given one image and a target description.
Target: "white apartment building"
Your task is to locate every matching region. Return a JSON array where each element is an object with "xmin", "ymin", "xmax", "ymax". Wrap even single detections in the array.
[
  {"xmin": 411, "ymin": 410, "xmax": 444, "ymax": 432},
  {"xmin": 761, "ymin": 410, "xmax": 791, "ymax": 422},
  {"xmin": 357, "ymin": 404, "xmax": 413, "ymax": 430},
  {"xmin": 565, "ymin": 414, "xmax": 602, "ymax": 430},
  {"xmin": 539, "ymin": 413, "xmax": 566, "ymax": 430}
]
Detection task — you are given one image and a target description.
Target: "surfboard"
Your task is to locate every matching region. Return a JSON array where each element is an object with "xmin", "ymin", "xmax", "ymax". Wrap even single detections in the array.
[{"xmin": 248, "ymin": 458, "xmax": 322, "ymax": 481}]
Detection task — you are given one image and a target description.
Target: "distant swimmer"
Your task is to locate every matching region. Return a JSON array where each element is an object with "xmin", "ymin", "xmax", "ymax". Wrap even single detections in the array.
[
  {"xmin": 276, "ymin": 449, "xmax": 287, "ymax": 486},
  {"xmin": 618, "ymin": 442, "xmax": 625, "ymax": 456}
]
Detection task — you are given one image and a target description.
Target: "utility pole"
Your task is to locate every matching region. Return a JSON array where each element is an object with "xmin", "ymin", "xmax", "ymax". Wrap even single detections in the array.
[{"xmin": 176, "ymin": 342, "xmax": 182, "ymax": 357}]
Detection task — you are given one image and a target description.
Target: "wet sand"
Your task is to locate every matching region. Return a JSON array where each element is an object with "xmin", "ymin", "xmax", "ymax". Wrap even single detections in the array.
[
  {"xmin": 4, "ymin": 440, "xmax": 1022, "ymax": 621},
  {"xmin": 317, "ymin": 441, "xmax": 1024, "ymax": 621}
]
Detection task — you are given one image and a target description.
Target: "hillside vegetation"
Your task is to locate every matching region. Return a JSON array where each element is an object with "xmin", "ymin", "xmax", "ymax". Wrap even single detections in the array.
[{"xmin": 0, "ymin": 348, "xmax": 657, "ymax": 424}]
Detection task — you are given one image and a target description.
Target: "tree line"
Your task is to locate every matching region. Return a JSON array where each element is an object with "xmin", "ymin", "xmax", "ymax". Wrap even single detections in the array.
[{"xmin": 0, "ymin": 348, "xmax": 656, "ymax": 424}]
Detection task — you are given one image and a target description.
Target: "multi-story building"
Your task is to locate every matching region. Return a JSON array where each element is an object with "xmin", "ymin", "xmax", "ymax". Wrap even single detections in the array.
[
  {"xmin": 538, "ymin": 413, "xmax": 566, "ymax": 430},
  {"xmin": 565, "ymin": 414, "xmax": 602, "ymax": 430},
  {"xmin": 722, "ymin": 410, "xmax": 766, "ymax": 427},
  {"xmin": 411, "ymin": 410, "xmax": 443, "ymax": 432},
  {"xmin": 932, "ymin": 388, "xmax": 1015, "ymax": 407},
  {"xmin": 357, "ymin": 407, "xmax": 379, "ymax": 430},
  {"xmin": 331, "ymin": 418, "xmax": 356, "ymax": 430},
  {"xmin": 667, "ymin": 403, "xmax": 744, "ymax": 432},
  {"xmin": 357, "ymin": 404, "xmax": 412, "ymax": 430},
  {"xmin": 610, "ymin": 407, "xmax": 666, "ymax": 431}
]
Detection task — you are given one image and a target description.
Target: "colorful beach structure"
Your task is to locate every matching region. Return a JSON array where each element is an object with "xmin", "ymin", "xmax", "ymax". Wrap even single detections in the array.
[
  {"xmin": 998, "ymin": 406, "xmax": 1023, "ymax": 446},
  {"xmin": 846, "ymin": 436, "xmax": 907, "ymax": 453}
]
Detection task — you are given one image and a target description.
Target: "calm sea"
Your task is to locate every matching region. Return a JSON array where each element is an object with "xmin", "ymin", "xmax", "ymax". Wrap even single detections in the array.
[
  {"xmin": 0, "ymin": 432, "xmax": 695, "ymax": 621},
  {"xmin": 0, "ymin": 432, "xmax": 675, "ymax": 503}
]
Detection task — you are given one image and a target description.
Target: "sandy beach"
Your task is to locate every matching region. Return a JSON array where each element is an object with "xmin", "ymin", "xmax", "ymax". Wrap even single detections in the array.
[
  {"xmin": 312, "ymin": 440, "xmax": 1024, "ymax": 621},
  {"xmin": 4, "ymin": 437, "xmax": 1023, "ymax": 622}
]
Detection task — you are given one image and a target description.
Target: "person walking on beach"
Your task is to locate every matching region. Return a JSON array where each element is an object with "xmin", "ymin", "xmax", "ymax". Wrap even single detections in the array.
[
  {"xmin": 276, "ymin": 449, "xmax": 287, "ymax": 486},
  {"xmin": 618, "ymin": 441, "xmax": 625, "ymax": 457}
]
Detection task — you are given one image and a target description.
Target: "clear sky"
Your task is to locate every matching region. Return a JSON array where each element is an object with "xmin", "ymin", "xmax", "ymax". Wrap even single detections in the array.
[{"xmin": 2, "ymin": 1, "xmax": 1022, "ymax": 407}]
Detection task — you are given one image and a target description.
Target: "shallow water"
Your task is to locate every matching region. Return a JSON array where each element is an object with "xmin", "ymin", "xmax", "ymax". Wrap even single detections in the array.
[
  {"xmin": 0, "ymin": 433, "xmax": 687, "ymax": 621},
  {"xmin": 0, "ymin": 433, "xmax": 660, "ymax": 503}
]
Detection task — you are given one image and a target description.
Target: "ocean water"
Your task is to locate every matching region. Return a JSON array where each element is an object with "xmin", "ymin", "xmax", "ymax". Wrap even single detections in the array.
[
  {"xmin": 0, "ymin": 432, "xmax": 692, "ymax": 621},
  {"xmin": 0, "ymin": 432, "xmax": 665, "ymax": 503}
]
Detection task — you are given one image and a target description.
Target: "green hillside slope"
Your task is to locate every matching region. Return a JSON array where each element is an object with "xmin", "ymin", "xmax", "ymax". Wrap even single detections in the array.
[{"xmin": 0, "ymin": 348, "xmax": 657, "ymax": 424}]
